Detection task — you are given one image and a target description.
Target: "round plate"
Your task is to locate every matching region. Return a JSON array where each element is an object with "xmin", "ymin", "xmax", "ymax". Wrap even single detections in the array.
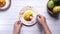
[
  {"xmin": 19, "ymin": 6, "xmax": 38, "ymax": 26},
  {"xmin": 0, "ymin": 0, "xmax": 11, "ymax": 11}
]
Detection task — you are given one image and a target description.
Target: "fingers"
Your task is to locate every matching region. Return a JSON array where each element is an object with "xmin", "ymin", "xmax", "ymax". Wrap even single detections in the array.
[
  {"xmin": 37, "ymin": 14, "xmax": 45, "ymax": 19},
  {"xmin": 15, "ymin": 20, "xmax": 22, "ymax": 25},
  {"xmin": 14, "ymin": 21, "xmax": 18, "ymax": 25},
  {"xmin": 36, "ymin": 14, "xmax": 41, "ymax": 21},
  {"xmin": 17, "ymin": 21, "xmax": 22, "ymax": 25},
  {"xmin": 37, "ymin": 14, "xmax": 42, "ymax": 19},
  {"xmin": 37, "ymin": 14, "xmax": 41, "ymax": 18},
  {"xmin": 37, "ymin": 14, "xmax": 43, "ymax": 18},
  {"xmin": 37, "ymin": 16, "xmax": 40, "ymax": 21},
  {"xmin": 18, "ymin": 20, "xmax": 23, "ymax": 27},
  {"xmin": 37, "ymin": 14, "xmax": 45, "ymax": 20}
]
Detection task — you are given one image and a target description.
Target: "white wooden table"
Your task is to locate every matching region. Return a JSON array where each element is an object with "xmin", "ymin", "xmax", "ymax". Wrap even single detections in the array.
[{"xmin": 0, "ymin": 0, "xmax": 60, "ymax": 34}]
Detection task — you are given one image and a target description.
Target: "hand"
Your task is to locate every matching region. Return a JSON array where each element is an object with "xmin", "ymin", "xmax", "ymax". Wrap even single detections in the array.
[
  {"xmin": 13, "ymin": 20, "xmax": 23, "ymax": 34},
  {"xmin": 37, "ymin": 14, "xmax": 52, "ymax": 34},
  {"xmin": 37, "ymin": 14, "xmax": 46, "ymax": 26}
]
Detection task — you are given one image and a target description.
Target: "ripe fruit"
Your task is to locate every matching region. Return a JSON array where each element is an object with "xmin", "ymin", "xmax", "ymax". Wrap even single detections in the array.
[
  {"xmin": 0, "ymin": 0, "xmax": 6, "ymax": 7},
  {"xmin": 24, "ymin": 11, "xmax": 33, "ymax": 21},
  {"xmin": 53, "ymin": 6, "xmax": 60, "ymax": 13}
]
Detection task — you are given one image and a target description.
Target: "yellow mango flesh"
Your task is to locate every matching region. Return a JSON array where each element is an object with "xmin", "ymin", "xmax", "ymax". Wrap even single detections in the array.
[
  {"xmin": 24, "ymin": 11, "xmax": 33, "ymax": 21},
  {"xmin": 0, "ymin": 0, "xmax": 6, "ymax": 7}
]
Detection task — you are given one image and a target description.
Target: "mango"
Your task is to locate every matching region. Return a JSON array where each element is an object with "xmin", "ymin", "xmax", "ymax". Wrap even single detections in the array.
[
  {"xmin": 24, "ymin": 11, "xmax": 33, "ymax": 21},
  {"xmin": 53, "ymin": 6, "xmax": 60, "ymax": 13},
  {"xmin": 48, "ymin": 1, "xmax": 54, "ymax": 9},
  {"xmin": 0, "ymin": 0, "xmax": 6, "ymax": 7}
]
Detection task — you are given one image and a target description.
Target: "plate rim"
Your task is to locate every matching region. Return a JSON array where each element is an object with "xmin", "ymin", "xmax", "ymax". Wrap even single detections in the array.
[{"xmin": 19, "ymin": 6, "xmax": 38, "ymax": 26}]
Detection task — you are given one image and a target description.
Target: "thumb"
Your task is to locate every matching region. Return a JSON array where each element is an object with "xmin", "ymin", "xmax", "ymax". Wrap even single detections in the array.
[{"xmin": 37, "ymin": 16, "xmax": 41, "ymax": 21}]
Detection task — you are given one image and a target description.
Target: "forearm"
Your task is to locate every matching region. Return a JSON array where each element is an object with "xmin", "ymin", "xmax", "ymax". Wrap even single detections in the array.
[
  {"xmin": 13, "ymin": 32, "xmax": 19, "ymax": 34},
  {"xmin": 13, "ymin": 28, "xmax": 21, "ymax": 34},
  {"xmin": 42, "ymin": 23, "xmax": 52, "ymax": 34},
  {"xmin": 13, "ymin": 30, "xmax": 20, "ymax": 34}
]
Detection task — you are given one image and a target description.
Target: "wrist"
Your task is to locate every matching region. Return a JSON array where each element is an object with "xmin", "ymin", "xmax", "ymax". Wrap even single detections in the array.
[
  {"xmin": 41, "ymin": 22, "xmax": 47, "ymax": 26},
  {"xmin": 42, "ymin": 23, "xmax": 48, "ymax": 28},
  {"xmin": 13, "ymin": 31, "xmax": 20, "ymax": 34},
  {"xmin": 13, "ymin": 29, "xmax": 20, "ymax": 34},
  {"xmin": 13, "ymin": 31, "xmax": 19, "ymax": 34}
]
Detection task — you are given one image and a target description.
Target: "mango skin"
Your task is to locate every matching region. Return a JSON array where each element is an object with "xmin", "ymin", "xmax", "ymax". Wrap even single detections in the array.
[
  {"xmin": 53, "ymin": 6, "xmax": 60, "ymax": 13},
  {"xmin": 47, "ymin": 1, "xmax": 54, "ymax": 9}
]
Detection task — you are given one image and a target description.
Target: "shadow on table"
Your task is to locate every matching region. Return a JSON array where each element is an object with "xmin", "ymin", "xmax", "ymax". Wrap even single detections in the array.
[{"xmin": 37, "ymin": 22, "xmax": 44, "ymax": 34}]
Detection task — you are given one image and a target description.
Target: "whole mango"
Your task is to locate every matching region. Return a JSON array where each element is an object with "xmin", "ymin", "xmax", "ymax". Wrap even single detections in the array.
[{"xmin": 53, "ymin": 6, "xmax": 60, "ymax": 13}]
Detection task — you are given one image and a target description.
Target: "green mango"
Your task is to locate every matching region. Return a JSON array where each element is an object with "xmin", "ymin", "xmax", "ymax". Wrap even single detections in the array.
[
  {"xmin": 50, "ymin": 0, "xmax": 60, "ymax": 1},
  {"xmin": 59, "ymin": 2, "xmax": 60, "ymax": 5},
  {"xmin": 53, "ymin": 6, "xmax": 60, "ymax": 13},
  {"xmin": 48, "ymin": 1, "xmax": 54, "ymax": 9},
  {"xmin": 50, "ymin": 0, "xmax": 54, "ymax": 1},
  {"xmin": 50, "ymin": 0, "xmax": 60, "ymax": 5}
]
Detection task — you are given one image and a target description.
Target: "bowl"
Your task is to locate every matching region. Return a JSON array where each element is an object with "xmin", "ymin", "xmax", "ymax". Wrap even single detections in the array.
[
  {"xmin": 0, "ymin": 0, "xmax": 11, "ymax": 11},
  {"xmin": 47, "ymin": 1, "xmax": 59, "ymax": 19}
]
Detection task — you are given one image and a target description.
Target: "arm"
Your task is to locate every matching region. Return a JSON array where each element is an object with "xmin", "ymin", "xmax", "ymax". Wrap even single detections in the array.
[
  {"xmin": 13, "ymin": 21, "xmax": 23, "ymax": 34},
  {"xmin": 42, "ymin": 23, "xmax": 52, "ymax": 34},
  {"xmin": 37, "ymin": 14, "xmax": 52, "ymax": 34}
]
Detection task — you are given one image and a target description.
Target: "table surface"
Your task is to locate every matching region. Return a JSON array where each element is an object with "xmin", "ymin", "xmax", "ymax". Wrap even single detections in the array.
[{"xmin": 0, "ymin": 0, "xmax": 60, "ymax": 34}]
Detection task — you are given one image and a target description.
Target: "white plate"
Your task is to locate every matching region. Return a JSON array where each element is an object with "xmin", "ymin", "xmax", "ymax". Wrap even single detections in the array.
[
  {"xmin": 0, "ymin": 0, "xmax": 11, "ymax": 11},
  {"xmin": 19, "ymin": 6, "xmax": 38, "ymax": 26}
]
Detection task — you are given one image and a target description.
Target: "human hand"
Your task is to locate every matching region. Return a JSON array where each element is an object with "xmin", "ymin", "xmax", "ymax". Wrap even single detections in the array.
[
  {"xmin": 37, "ymin": 14, "xmax": 46, "ymax": 26},
  {"xmin": 37, "ymin": 14, "xmax": 52, "ymax": 34},
  {"xmin": 13, "ymin": 20, "xmax": 23, "ymax": 34}
]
